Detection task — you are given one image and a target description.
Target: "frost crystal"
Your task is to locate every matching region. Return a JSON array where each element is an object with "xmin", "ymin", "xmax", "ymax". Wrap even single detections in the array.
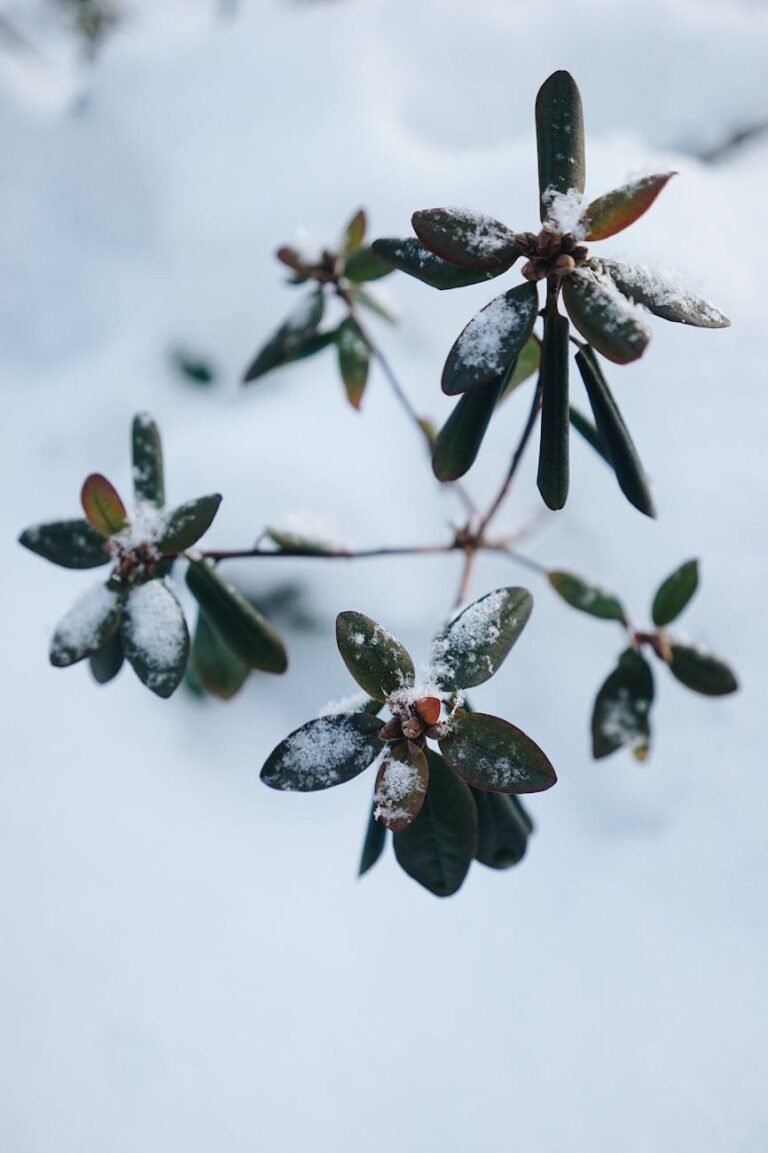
[{"xmin": 456, "ymin": 296, "xmax": 524, "ymax": 374}]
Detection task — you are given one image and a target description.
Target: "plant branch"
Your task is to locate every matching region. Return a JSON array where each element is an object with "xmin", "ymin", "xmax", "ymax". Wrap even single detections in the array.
[{"xmin": 474, "ymin": 374, "xmax": 544, "ymax": 539}]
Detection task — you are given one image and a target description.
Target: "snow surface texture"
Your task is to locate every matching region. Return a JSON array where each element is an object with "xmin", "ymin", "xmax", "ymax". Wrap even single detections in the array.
[{"xmin": 2, "ymin": 2, "xmax": 768, "ymax": 1152}]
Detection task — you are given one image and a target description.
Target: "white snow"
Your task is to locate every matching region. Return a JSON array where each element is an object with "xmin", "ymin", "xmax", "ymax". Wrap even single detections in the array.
[
  {"xmin": 443, "ymin": 207, "xmax": 516, "ymax": 259},
  {"xmin": 542, "ymin": 186, "xmax": 587, "ymax": 237},
  {"xmin": 374, "ymin": 751, "xmax": 426, "ymax": 825},
  {"xmin": 272, "ymin": 715, "xmax": 377, "ymax": 790},
  {"xmin": 122, "ymin": 578, "xmax": 187, "ymax": 684},
  {"xmin": 49, "ymin": 581, "xmax": 120, "ymax": 663},
  {"xmin": 454, "ymin": 294, "xmax": 526, "ymax": 373}
]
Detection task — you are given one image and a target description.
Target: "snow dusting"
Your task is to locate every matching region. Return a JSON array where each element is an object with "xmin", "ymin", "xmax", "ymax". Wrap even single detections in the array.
[
  {"xmin": 122, "ymin": 579, "xmax": 187, "ymax": 687},
  {"xmin": 543, "ymin": 187, "xmax": 587, "ymax": 237},
  {"xmin": 455, "ymin": 295, "xmax": 524, "ymax": 374},
  {"xmin": 271, "ymin": 715, "xmax": 378, "ymax": 790},
  {"xmin": 572, "ymin": 266, "xmax": 651, "ymax": 334},
  {"xmin": 444, "ymin": 208, "xmax": 516, "ymax": 259},
  {"xmin": 430, "ymin": 589, "xmax": 507, "ymax": 685},
  {"xmin": 374, "ymin": 754, "xmax": 425, "ymax": 826},
  {"xmin": 49, "ymin": 582, "xmax": 120, "ymax": 664}
]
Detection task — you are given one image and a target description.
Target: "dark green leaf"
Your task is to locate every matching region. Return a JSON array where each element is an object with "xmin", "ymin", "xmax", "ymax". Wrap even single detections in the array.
[
  {"xmin": 336, "ymin": 317, "xmax": 370, "ymax": 409},
  {"xmin": 547, "ymin": 570, "xmax": 627, "ymax": 623},
  {"xmin": 563, "ymin": 271, "xmax": 651, "ymax": 364},
  {"xmin": 498, "ymin": 335, "xmax": 541, "ymax": 401},
  {"xmin": 243, "ymin": 288, "xmax": 325, "ymax": 382},
  {"xmin": 190, "ymin": 611, "xmax": 249, "ymax": 700},
  {"xmin": 186, "ymin": 559, "xmax": 288, "ymax": 673},
  {"xmin": 430, "ymin": 586, "xmax": 533, "ymax": 692},
  {"xmin": 536, "ymin": 70, "xmax": 585, "ymax": 222},
  {"xmin": 431, "ymin": 376, "xmax": 505, "ymax": 482},
  {"xmin": 374, "ymin": 741, "xmax": 429, "ymax": 831},
  {"xmin": 440, "ymin": 710, "xmax": 557, "ymax": 794},
  {"xmin": 121, "ymin": 579, "xmax": 190, "ymax": 698},
  {"xmin": 158, "ymin": 494, "xmax": 222, "ymax": 553},
  {"xmin": 575, "ymin": 346, "xmax": 656, "ymax": 517},
  {"xmin": 412, "ymin": 207, "xmax": 520, "ymax": 272},
  {"xmin": 537, "ymin": 310, "xmax": 570, "ymax": 510},
  {"xmin": 371, "ymin": 237, "xmax": 502, "ymax": 290},
  {"xmin": 344, "ymin": 245, "xmax": 393, "ymax": 282},
  {"xmin": 359, "ymin": 804, "xmax": 387, "ymax": 876},
  {"xmin": 131, "ymin": 413, "xmax": 165, "ymax": 507},
  {"xmin": 80, "ymin": 473, "xmax": 128, "ymax": 536},
  {"xmin": 336, "ymin": 610, "xmax": 414, "ymax": 701},
  {"xmin": 342, "ymin": 207, "xmax": 367, "ymax": 254},
  {"xmin": 473, "ymin": 789, "xmax": 532, "ymax": 869},
  {"xmin": 393, "ymin": 751, "xmax": 478, "ymax": 897},
  {"xmin": 592, "ymin": 648, "xmax": 654, "ymax": 760},
  {"xmin": 591, "ymin": 258, "xmax": 730, "ymax": 328},
  {"xmin": 171, "ymin": 349, "xmax": 217, "ymax": 386},
  {"xmin": 667, "ymin": 643, "xmax": 738, "ymax": 696},
  {"xmin": 18, "ymin": 519, "xmax": 109, "ymax": 569},
  {"xmin": 569, "ymin": 405, "xmax": 610, "ymax": 463},
  {"xmin": 652, "ymin": 559, "xmax": 699, "ymax": 626},
  {"xmin": 89, "ymin": 628, "xmax": 124, "ymax": 684},
  {"xmin": 441, "ymin": 282, "xmax": 539, "ymax": 395},
  {"xmin": 260, "ymin": 711, "xmax": 383, "ymax": 791},
  {"xmin": 582, "ymin": 173, "xmax": 676, "ymax": 241},
  {"xmin": 49, "ymin": 583, "xmax": 122, "ymax": 667}
]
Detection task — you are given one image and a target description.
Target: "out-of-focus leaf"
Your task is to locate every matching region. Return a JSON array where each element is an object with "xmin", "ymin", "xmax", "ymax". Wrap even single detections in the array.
[
  {"xmin": 371, "ymin": 237, "xmax": 502, "ymax": 290},
  {"xmin": 260, "ymin": 712, "xmax": 383, "ymax": 791},
  {"xmin": 667, "ymin": 643, "xmax": 738, "ymax": 696},
  {"xmin": 574, "ymin": 345, "xmax": 656, "ymax": 517},
  {"xmin": 342, "ymin": 208, "xmax": 367, "ymax": 254},
  {"xmin": 569, "ymin": 405, "xmax": 610, "ymax": 464},
  {"xmin": 441, "ymin": 282, "xmax": 539, "ymax": 395},
  {"xmin": 393, "ymin": 751, "xmax": 477, "ymax": 897},
  {"xmin": 582, "ymin": 172, "xmax": 676, "ymax": 241},
  {"xmin": 89, "ymin": 628, "xmax": 124, "ymax": 684},
  {"xmin": 131, "ymin": 413, "xmax": 165, "ymax": 507},
  {"xmin": 590, "ymin": 259, "xmax": 730, "ymax": 328},
  {"xmin": 336, "ymin": 611, "xmax": 414, "ymax": 701},
  {"xmin": 348, "ymin": 285, "xmax": 396, "ymax": 324},
  {"xmin": 499, "ymin": 336, "xmax": 541, "ymax": 401},
  {"xmin": 190, "ymin": 611, "xmax": 249, "ymax": 700},
  {"xmin": 81, "ymin": 474, "xmax": 128, "ymax": 536},
  {"xmin": 158, "ymin": 494, "xmax": 222, "ymax": 553},
  {"xmin": 344, "ymin": 246, "xmax": 393, "ymax": 282},
  {"xmin": 374, "ymin": 742, "xmax": 429, "ymax": 831},
  {"xmin": 440, "ymin": 710, "xmax": 557, "ymax": 794},
  {"xmin": 336, "ymin": 317, "xmax": 370, "ymax": 409},
  {"xmin": 243, "ymin": 288, "xmax": 325, "ymax": 382},
  {"xmin": 171, "ymin": 348, "xmax": 217, "ymax": 386},
  {"xmin": 651, "ymin": 559, "xmax": 699, "ymax": 626},
  {"xmin": 265, "ymin": 528, "xmax": 338, "ymax": 556},
  {"xmin": 592, "ymin": 648, "xmax": 654, "ymax": 759},
  {"xmin": 430, "ymin": 587, "xmax": 533, "ymax": 692},
  {"xmin": 536, "ymin": 311, "xmax": 570, "ymax": 510},
  {"xmin": 411, "ymin": 208, "xmax": 520, "ymax": 272},
  {"xmin": 473, "ymin": 789, "xmax": 532, "ymax": 869},
  {"xmin": 186, "ymin": 559, "xmax": 288, "ymax": 673},
  {"xmin": 535, "ymin": 70, "xmax": 585, "ymax": 221},
  {"xmin": 359, "ymin": 804, "xmax": 387, "ymax": 876},
  {"xmin": 122, "ymin": 578, "xmax": 190, "ymax": 699},
  {"xmin": 563, "ymin": 271, "xmax": 650, "ymax": 364},
  {"xmin": 18, "ymin": 519, "xmax": 109, "ymax": 569},
  {"xmin": 547, "ymin": 570, "xmax": 627, "ymax": 623},
  {"xmin": 431, "ymin": 376, "xmax": 505, "ymax": 482},
  {"xmin": 49, "ymin": 583, "xmax": 122, "ymax": 667}
]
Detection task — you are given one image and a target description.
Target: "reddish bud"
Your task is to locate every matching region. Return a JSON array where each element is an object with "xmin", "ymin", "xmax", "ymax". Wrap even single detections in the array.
[{"xmin": 415, "ymin": 696, "xmax": 441, "ymax": 726}]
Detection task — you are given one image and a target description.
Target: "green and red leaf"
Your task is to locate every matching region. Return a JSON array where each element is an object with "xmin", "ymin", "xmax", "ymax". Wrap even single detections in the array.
[
  {"xmin": 81, "ymin": 474, "xmax": 128, "ymax": 536},
  {"xmin": 336, "ymin": 317, "xmax": 370, "ymax": 409},
  {"xmin": 582, "ymin": 172, "xmax": 676, "ymax": 241},
  {"xmin": 374, "ymin": 741, "xmax": 429, "ymax": 831}
]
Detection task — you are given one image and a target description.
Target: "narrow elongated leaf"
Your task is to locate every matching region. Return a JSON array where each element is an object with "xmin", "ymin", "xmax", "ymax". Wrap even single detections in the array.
[
  {"xmin": 19, "ymin": 519, "xmax": 109, "ymax": 569},
  {"xmin": 441, "ymin": 282, "xmax": 539, "ymax": 396},
  {"xmin": 122, "ymin": 578, "xmax": 190, "ymax": 698},
  {"xmin": 344, "ymin": 245, "xmax": 393, "ymax": 282},
  {"xmin": 431, "ymin": 376, "xmax": 505, "ymax": 482},
  {"xmin": 336, "ymin": 317, "xmax": 370, "ymax": 409},
  {"xmin": 342, "ymin": 207, "xmax": 366, "ymax": 254},
  {"xmin": 158, "ymin": 494, "xmax": 222, "ymax": 553},
  {"xmin": 393, "ymin": 751, "xmax": 477, "ymax": 897},
  {"xmin": 575, "ymin": 346, "xmax": 656, "ymax": 516},
  {"xmin": 667, "ymin": 643, "xmax": 738, "ymax": 696},
  {"xmin": 49, "ymin": 583, "xmax": 122, "ymax": 667},
  {"xmin": 243, "ymin": 288, "xmax": 325, "ymax": 382},
  {"xmin": 473, "ymin": 789, "xmax": 532, "ymax": 869},
  {"xmin": 547, "ymin": 570, "xmax": 627, "ymax": 623},
  {"xmin": 569, "ymin": 405, "xmax": 610, "ymax": 463},
  {"xmin": 563, "ymin": 270, "xmax": 650, "ymax": 364},
  {"xmin": 591, "ymin": 258, "xmax": 730, "ymax": 328},
  {"xmin": 260, "ymin": 712, "xmax": 383, "ymax": 791},
  {"xmin": 592, "ymin": 648, "xmax": 654, "ymax": 759},
  {"xmin": 190, "ymin": 611, "xmax": 249, "ymax": 700},
  {"xmin": 186, "ymin": 559, "xmax": 288, "ymax": 673},
  {"xmin": 374, "ymin": 742, "xmax": 429, "ymax": 831},
  {"xmin": 359, "ymin": 805, "xmax": 387, "ymax": 876},
  {"xmin": 81, "ymin": 474, "xmax": 128, "ymax": 535},
  {"xmin": 536, "ymin": 311, "xmax": 570, "ymax": 510},
  {"xmin": 336, "ymin": 611, "xmax": 414, "ymax": 701},
  {"xmin": 348, "ymin": 285, "xmax": 396, "ymax": 324},
  {"xmin": 536, "ymin": 70, "xmax": 585, "ymax": 221},
  {"xmin": 582, "ymin": 172, "xmax": 676, "ymax": 241},
  {"xmin": 499, "ymin": 335, "xmax": 541, "ymax": 401},
  {"xmin": 89, "ymin": 628, "xmax": 124, "ymax": 684},
  {"xmin": 440, "ymin": 710, "xmax": 557, "ymax": 794},
  {"xmin": 652, "ymin": 559, "xmax": 699, "ymax": 626},
  {"xmin": 371, "ymin": 238, "xmax": 501, "ymax": 290},
  {"xmin": 430, "ymin": 587, "xmax": 533, "ymax": 692},
  {"xmin": 412, "ymin": 207, "xmax": 520, "ymax": 272},
  {"xmin": 131, "ymin": 413, "xmax": 165, "ymax": 507}
]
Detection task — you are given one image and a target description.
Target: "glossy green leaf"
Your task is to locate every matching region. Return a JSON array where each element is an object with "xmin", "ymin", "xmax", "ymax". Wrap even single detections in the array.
[
  {"xmin": 430, "ymin": 586, "xmax": 533, "ymax": 692},
  {"xmin": 370, "ymin": 237, "xmax": 501, "ymax": 290},
  {"xmin": 158, "ymin": 494, "xmax": 222, "ymax": 553},
  {"xmin": 473, "ymin": 789, "xmax": 532, "ymax": 869},
  {"xmin": 536, "ymin": 70, "xmax": 585, "ymax": 221},
  {"xmin": 49, "ymin": 583, "xmax": 122, "ymax": 667},
  {"xmin": 359, "ymin": 804, "xmax": 388, "ymax": 876},
  {"xmin": 122, "ymin": 578, "xmax": 190, "ymax": 698},
  {"xmin": 393, "ymin": 751, "xmax": 478, "ymax": 897},
  {"xmin": 591, "ymin": 259, "xmax": 730, "ymax": 328},
  {"xmin": 260, "ymin": 711, "xmax": 383, "ymax": 791},
  {"xmin": 336, "ymin": 610, "xmax": 414, "ymax": 701},
  {"xmin": 575, "ymin": 346, "xmax": 656, "ymax": 517},
  {"xmin": 547, "ymin": 570, "xmax": 627, "ymax": 623},
  {"xmin": 441, "ymin": 282, "xmax": 539, "ymax": 395},
  {"xmin": 186, "ymin": 559, "xmax": 288, "ymax": 673},
  {"xmin": 265, "ymin": 528, "xmax": 338, "ymax": 556},
  {"xmin": 243, "ymin": 288, "xmax": 325, "ymax": 382},
  {"xmin": 344, "ymin": 245, "xmax": 393, "ymax": 282},
  {"xmin": 563, "ymin": 271, "xmax": 650, "ymax": 364},
  {"xmin": 499, "ymin": 335, "xmax": 541, "ymax": 401},
  {"xmin": 18, "ymin": 519, "xmax": 109, "ymax": 569},
  {"xmin": 336, "ymin": 317, "xmax": 370, "ymax": 409},
  {"xmin": 131, "ymin": 413, "xmax": 165, "ymax": 507},
  {"xmin": 411, "ymin": 208, "xmax": 520, "ymax": 272},
  {"xmin": 569, "ymin": 405, "xmax": 610, "ymax": 463},
  {"xmin": 536, "ymin": 311, "xmax": 570, "ymax": 510},
  {"xmin": 374, "ymin": 742, "xmax": 429, "ymax": 831},
  {"xmin": 81, "ymin": 473, "xmax": 128, "ymax": 536},
  {"xmin": 431, "ymin": 376, "xmax": 505, "ymax": 482},
  {"xmin": 667, "ymin": 643, "xmax": 738, "ymax": 696},
  {"xmin": 582, "ymin": 172, "xmax": 676, "ymax": 241},
  {"xmin": 342, "ymin": 207, "xmax": 367, "ymax": 254},
  {"xmin": 592, "ymin": 648, "xmax": 654, "ymax": 760},
  {"xmin": 190, "ymin": 611, "xmax": 249, "ymax": 700},
  {"xmin": 652, "ymin": 559, "xmax": 699, "ymax": 626},
  {"xmin": 440, "ymin": 710, "xmax": 557, "ymax": 794},
  {"xmin": 89, "ymin": 628, "xmax": 124, "ymax": 684}
]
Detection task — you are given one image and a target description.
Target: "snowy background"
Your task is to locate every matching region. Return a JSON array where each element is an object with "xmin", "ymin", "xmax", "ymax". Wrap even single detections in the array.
[{"xmin": 2, "ymin": 1, "xmax": 767, "ymax": 1150}]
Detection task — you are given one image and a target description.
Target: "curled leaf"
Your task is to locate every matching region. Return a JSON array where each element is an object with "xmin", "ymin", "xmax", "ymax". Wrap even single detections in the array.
[
  {"xmin": 591, "ymin": 259, "xmax": 730, "ymax": 328},
  {"xmin": 431, "ymin": 376, "xmax": 505, "ymax": 482},
  {"xmin": 190, "ymin": 611, "xmax": 249, "ymax": 700},
  {"xmin": 89, "ymin": 628, "xmax": 124, "ymax": 685},
  {"xmin": 473, "ymin": 789, "xmax": 532, "ymax": 869},
  {"xmin": 359, "ymin": 804, "xmax": 388, "ymax": 876}
]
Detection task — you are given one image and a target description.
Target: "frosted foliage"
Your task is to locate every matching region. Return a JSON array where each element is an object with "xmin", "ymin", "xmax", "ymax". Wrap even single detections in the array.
[
  {"xmin": 51, "ymin": 583, "xmax": 119, "ymax": 660},
  {"xmin": 110, "ymin": 502, "xmax": 167, "ymax": 554},
  {"xmin": 430, "ymin": 590, "xmax": 507, "ymax": 684},
  {"xmin": 131, "ymin": 414, "xmax": 160, "ymax": 497},
  {"xmin": 602, "ymin": 687, "xmax": 649, "ymax": 748},
  {"xmin": 456, "ymin": 297, "xmax": 525, "ymax": 374},
  {"xmin": 573, "ymin": 268, "xmax": 651, "ymax": 334},
  {"xmin": 318, "ymin": 692, "xmax": 370, "ymax": 717},
  {"xmin": 375, "ymin": 756, "xmax": 425, "ymax": 825},
  {"xmin": 606, "ymin": 261, "xmax": 729, "ymax": 326},
  {"xmin": 543, "ymin": 187, "xmax": 587, "ymax": 237},
  {"xmin": 445, "ymin": 209, "xmax": 514, "ymax": 258},
  {"xmin": 272, "ymin": 716, "xmax": 377, "ymax": 790},
  {"xmin": 446, "ymin": 739, "xmax": 530, "ymax": 788},
  {"xmin": 123, "ymin": 580, "xmax": 186, "ymax": 686}
]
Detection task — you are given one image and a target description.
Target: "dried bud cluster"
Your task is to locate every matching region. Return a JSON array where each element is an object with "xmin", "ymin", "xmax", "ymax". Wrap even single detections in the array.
[
  {"xmin": 108, "ymin": 539, "xmax": 161, "ymax": 586},
  {"xmin": 378, "ymin": 695, "xmax": 449, "ymax": 750},
  {"xmin": 517, "ymin": 228, "xmax": 589, "ymax": 282}
]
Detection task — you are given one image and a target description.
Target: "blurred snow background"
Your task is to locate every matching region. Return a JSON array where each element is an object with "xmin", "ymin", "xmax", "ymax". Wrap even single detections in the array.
[{"xmin": 1, "ymin": 1, "xmax": 767, "ymax": 1150}]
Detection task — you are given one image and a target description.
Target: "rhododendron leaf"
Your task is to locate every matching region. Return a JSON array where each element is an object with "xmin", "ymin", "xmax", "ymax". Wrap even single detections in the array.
[
  {"xmin": 569, "ymin": 405, "xmax": 610, "ymax": 463},
  {"xmin": 547, "ymin": 571, "xmax": 627, "ymax": 623},
  {"xmin": 359, "ymin": 805, "xmax": 388, "ymax": 876},
  {"xmin": 342, "ymin": 208, "xmax": 367, "ymax": 254},
  {"xmin": 411, "ymin": 208, "xmax": 520, "ymax": 272},
  {"xmin": 131, "ymin": 413, "xmax": 165, "ymax": 507},
  {"xmin": 431, "ymin": 376, "xmax": 505, "ymax": 482},
  {"xmin": 336, "ymin": 611, "xmax": 414, "ymax": 701},
  {"xmin": 81, "ymin": 474, "xmax": 128, "ymax": 536},
  {"xmin": 563, "ymin": 271, "xmax": 650, "ymax": 364},
  {"xmin": 592, "ymin": 648, "xmax": 654, "ymax": 760},
  {"xmin": 158, "ymin": 494, "xmax": 222, "ymax": 553},
  {"xmin": 536, "ymin": 70, "xmax": 585, "ymax": 221},
  {"xmin": 261, "ymin": 712, "xmax": 383, "ymax": 791},
  {"xmin": 186, "ymin": 559, "xmax": 288, "ymax": 673},
  {"xmin": 371, "ymin": 238, "xmax": 501, "ymax": 290},
  {"xmin": 122, "ymin": 579, "xmax": 190, "ymax": 699},
  {"xmin": 582, "ymin": 172, "xmax": 676, "ymax": 241},
  {"xmin": 430, "ymin": 587, "xmax": 533, "ymax": 692},
  {"xmin": 49, "ymin": 583, "xmax": 122, "ymax": 667},
  {"xmin": 591, "ymin": 259, "xmax": 730, "ymax": 328},
  {"xmin": 265, "ymin": 528, "xmax": 338, "ymax": 556},
  {"xmin": 536, "ymin": 311, "xmax": 570, "ymax": 510},
  {"xmin": 473, "ymin": 789, "xmax": 533, "ymax": 869},
  {"xmin": 499, "ymin": 335, "xmax": 541, "ymax": 401},
  {"xmin": 667, "ymin": 643, "xmax": 738, "ymax": 696},
  {"xmin": 374, "ymin": 742, "xmax": 429, "ymax": 831},
  {"xmin": 441, "ymin": 282, "xmax": 539, "ymax": 395},
  {"xmin": 19, "ymin": 519, "xmax": 109, "ymax": 569},
  {"xmin": 190, "ymin": 611, "xmax": 249, "ymax": 700},
  {"xmin": 651, "ymin": 560, "xmax": 699, "ymax": 626},
  {"xmin": 89, "ymin": 628, "xmax": 124, "ymax": 684},
  {"xmin": 440, "ymin": 710, "xmax": 556, "ymax": 794},
  {"xmin": 336, "ymin": 317, "xmax": 370, "ymax": 409},
  {"xmin": 243, "ymin": 288, "xmax": 325, "ymax": 382},
  {"xmin": 344, "ymin": 246, "xmax": 393, "ymax": 282}
]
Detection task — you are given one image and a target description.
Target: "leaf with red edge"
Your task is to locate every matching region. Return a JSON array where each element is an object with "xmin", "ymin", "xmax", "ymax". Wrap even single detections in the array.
[
  {"xmin": 81, "ymin": 474, "xmax": 128, "ymax": 536},
  {"xmin": 374, "ymin": 742, "xmax": 429, "ymax": 831},
  {"xmin": 563, "ymin": 270, "xmax": 650, "ymax": 364},
  {"xmin": 342, "ymin": 208, "xmax": 367, "ymax": 254},
  {"xmin": 412, "ymin": 208, "xmax": 520, "ymax": 272},
  {"xmin": 582, "ymin": 172, "xmax": 676, "ymax": 241}
]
